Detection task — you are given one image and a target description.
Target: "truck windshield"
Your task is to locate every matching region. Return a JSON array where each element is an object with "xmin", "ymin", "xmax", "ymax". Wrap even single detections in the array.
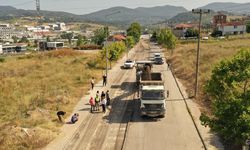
[{"xmin": 142, "ymin": 90, "xmax": 165, "ymax": 100}]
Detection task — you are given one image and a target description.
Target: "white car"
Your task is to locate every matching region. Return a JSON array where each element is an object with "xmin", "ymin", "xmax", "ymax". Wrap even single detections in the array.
[
  {"xmin": 123, "ymin": 60, "xmax": 135, "ymax": 69},
  {"xmin": 154, "ymin": 53, "xmax": 161, "ymax": 59},
  {"xmin": 202, "ymin": 36, "xmax": 209, "ymax": 40}
]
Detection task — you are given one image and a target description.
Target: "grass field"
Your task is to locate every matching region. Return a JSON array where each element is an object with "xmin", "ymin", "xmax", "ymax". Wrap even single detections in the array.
[
  {"xmin": 166, "ymin": 35, "xmax": 250, "ymax": 112},
  {"xmin": 0, "ymin": 49, "xmax": 105, "ymax": 149}
]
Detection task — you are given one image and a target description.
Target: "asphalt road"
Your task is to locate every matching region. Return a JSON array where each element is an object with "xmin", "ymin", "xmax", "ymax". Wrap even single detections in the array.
[
  {"xmin": 48, "ymin": 38, "xmax": 222, "ymax": 150},
  {"xmin": 123, "ymin": 44, "xmax": 205, "ymax": 150}
]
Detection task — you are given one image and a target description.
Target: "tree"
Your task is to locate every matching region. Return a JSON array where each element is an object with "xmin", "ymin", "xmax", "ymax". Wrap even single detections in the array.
[
  {"xmin": 200, "ymin": 49, "xmax": 250, "ymax": 146},
  {"xmin": 61, "ymin": 32, "xmax": 74, "ymax": 45},
  {"xmin": 46, "ymin": 36, "xmax": 51, "ymax": 42},
  {"xmin": 211, "ymin": 30, "xmax": 223, "ymax": 37},
  {"xmin": 127, "ymin": 22, "xmax": 141, "ymax": 43},
  {"xmin": 76, "ymin": 35, "xmax": 87, "ymax": 47},
  {"xmin": 125, "ymin": 36, "xmax": 135, "ymax": 49},
  {"xmin": 12, "ymin": 36, "xmax": 18, "ymax": 43},
  {"xmin": 185, "ymin": 28, "xmax": 199, "ymax": 37},
  {"xmin": 92, "ymin": 27, "xmax": 108, "ymax": 46},
  {"xmin": 246, "ymin": 21, "xmax": 250, "ymax": 33},
  {"xmin": 156, "ymin": 29, "xmax": 177, "ymax": 50},
  {"xmin": 150, "ymin": 31, "xmax": 157, "ymax": 42},
  {"xmin": 101, "ymin": 41, "xmax": 126, "ymax": 68},
  {"xmin": 19, "ymin": 36, "xmax": 29, "ymax": 43}
]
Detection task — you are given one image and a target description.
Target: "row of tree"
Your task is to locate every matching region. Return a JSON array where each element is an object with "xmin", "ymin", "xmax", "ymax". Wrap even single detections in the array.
[
  {"xmin": 151, "ymin": 28, "xmax": 177, "ymax": 51},
  {"xmin": 99, "ymin": 23, "xmax": 141, "ymax": 67}
]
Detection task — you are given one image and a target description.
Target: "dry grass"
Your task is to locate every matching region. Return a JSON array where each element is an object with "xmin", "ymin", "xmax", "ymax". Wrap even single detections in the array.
[
  {"xmin": 166, "ymin": 36, "xmax": 250, "ymax": 113},
  {"xmin": 0, "ymin": 49, "xmax": 105, "ymax": 149}
]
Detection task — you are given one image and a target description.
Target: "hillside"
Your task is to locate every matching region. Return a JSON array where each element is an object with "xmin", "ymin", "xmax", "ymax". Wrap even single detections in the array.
[
  {"xmin": 80, "ymin": 5, "xmax": 187, "ymax": 25},
  {"xmin": 0, "ymin": 5, "xmax": 187, "ymax": 26},
  {"xmin": 200, "ymin": 2, "xmax": 250, "ymax": 14},
  {"xmin": 169, "ymin": 11, "xmax": 216, "ymax": 24},
  {"xmin": 1, "ymin": 3, "xmax": 249, "ymax": 26},
  {"xmin": 0, "ymin": 6, "xmax": 82, "ymax": 22}
]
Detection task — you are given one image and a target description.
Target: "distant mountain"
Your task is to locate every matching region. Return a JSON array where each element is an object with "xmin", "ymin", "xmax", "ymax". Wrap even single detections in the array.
[
  {"xmin": 1, "ymin": 2, "xmax": 250, "ymax": 27},
  {"xmin": 0, "ymin": 6, "xmax": 81, "ymax": 22},
  {"xmin": 80, "ymin": 5, "xmax": 187, "ymax": 25},
  {"xmin": 200, "ymin": 2, "xmax": 250, "ymax": 14}
]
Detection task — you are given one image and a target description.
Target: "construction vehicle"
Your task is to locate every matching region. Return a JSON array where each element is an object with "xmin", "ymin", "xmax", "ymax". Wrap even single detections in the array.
[{"xmin": 136, "ymin": 61, "xmax": 166, "ymax": 117}]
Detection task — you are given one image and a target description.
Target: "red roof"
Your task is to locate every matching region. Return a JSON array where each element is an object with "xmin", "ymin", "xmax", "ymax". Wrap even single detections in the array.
[
  {"xmin": 220, "ymin": 22, "xmax": 244, "ymax": 26},
  {"xmin": 175, "ymin": 24, "xmax": 193, "ymax": 29},
  {"xmin": 109, "ymin": 34, "xmax": 126, "ymax": 41}
]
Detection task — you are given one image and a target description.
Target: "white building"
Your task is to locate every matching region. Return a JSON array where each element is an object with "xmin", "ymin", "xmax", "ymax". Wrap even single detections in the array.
[
  {"xmin": 0, "ymin": 44, "xmax": 3, "ymax": 54},
  {"xmin": 0, "ymin": 26, "xmax": 18, "ymax": 39},
  {"xmin": 0, "ymin": 24, "xmax": 10, "ymax": 27},
  {"xmin": 217, "ymin": 22, "xmax": 246, "ymax": 35},
  {"xmin": 55, "ymin": 22, "xmax": 66, "ymax": 31}
]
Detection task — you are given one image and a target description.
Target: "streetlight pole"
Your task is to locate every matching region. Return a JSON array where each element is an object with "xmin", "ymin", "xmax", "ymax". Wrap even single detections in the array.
[{"xmin": 192, "ymin": 9, "xmax": 210, "ymax": 97}]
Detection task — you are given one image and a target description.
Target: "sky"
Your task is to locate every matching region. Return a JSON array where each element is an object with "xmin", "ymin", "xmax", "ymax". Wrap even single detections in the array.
[{"xmin": 0, "ymin": 0, "xmax": 249, "ymax": 15}]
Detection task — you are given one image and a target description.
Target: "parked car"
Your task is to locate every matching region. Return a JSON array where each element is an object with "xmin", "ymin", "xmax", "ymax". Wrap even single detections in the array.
[
  {"xmin": 202, "ymin": 36, "xmax": 209, "ymax": 40},
  {"xmin": 123, "ymin": 60, "xmax": 135, "ymax": 69},
  {"xmin": 154, "ymin": 57, "xmax": 164, "ymax": 65},
  {"xmin": 153, "ymin": 53, "xmax": 161, "ymax": 59}
]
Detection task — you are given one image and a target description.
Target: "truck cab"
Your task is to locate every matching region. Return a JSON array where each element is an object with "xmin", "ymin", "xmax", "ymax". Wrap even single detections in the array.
[{"xmin": 140, "ymin": 85, "xmax": 166, "ymax": 117}]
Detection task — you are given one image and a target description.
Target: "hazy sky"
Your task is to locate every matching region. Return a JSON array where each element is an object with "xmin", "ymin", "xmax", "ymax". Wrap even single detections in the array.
[{"xmin": 0, "ymin": 0, "xmax": 249, "ymax": 14}]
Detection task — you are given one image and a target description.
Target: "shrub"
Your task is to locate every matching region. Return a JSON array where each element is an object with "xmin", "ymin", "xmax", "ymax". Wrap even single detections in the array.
[{"xmin": 0, "ymin": 57, "xmax": 5, "ymax": 63}]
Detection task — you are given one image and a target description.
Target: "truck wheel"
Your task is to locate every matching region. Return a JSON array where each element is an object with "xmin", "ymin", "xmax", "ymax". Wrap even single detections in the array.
[{"xmin": 159, "ymin": 115, "xmax": 165, "ymax": 118}]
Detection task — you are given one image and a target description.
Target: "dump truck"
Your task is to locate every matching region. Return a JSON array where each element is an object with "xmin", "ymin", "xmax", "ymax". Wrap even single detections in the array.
[{"xmin": 136, "ymin": 61, "xmax": 166, "ymax": 117}]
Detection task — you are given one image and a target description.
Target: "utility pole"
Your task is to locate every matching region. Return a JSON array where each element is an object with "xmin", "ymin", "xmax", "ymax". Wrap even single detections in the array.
[
  {"xmin": 105, "ymin": 26, "xmax": 109, "ymax": 84},
  {"xmin": 36, "ymin": 0, "xmax": 40, "ymax": 13},
  {"xmin": 192, "ymin": 9, "xmax": 210, "ymax": 97},
  {"xmin": 103, "ymin": 11, "xmax": 120, "ymax": 84}
]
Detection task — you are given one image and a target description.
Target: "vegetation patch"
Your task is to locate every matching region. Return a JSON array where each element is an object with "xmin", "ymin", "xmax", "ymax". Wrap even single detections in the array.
[
  {"xmin": 0, "ymin": 49, "xmax": 104, "ymax": 149},
  {"xmin": 167, "ymin": 37, "xmax": 250, "ymax": 147}
]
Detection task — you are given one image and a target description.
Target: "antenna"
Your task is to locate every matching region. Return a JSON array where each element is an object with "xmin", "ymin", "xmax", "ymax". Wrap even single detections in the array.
[{"xmin": 36, "ymin": 0, "xmax": 40, "ymax": 14}]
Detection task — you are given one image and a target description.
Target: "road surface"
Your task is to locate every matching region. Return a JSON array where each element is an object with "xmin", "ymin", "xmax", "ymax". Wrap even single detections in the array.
[{"xmin": 46, "ymin": 38, "xmax": 223, "ymax": 150}]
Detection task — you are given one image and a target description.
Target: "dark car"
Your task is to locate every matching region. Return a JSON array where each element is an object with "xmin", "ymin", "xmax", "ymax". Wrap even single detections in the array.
[{"xmin": 154, "ymin": 57, "xmax": 164, "ymax": 64}]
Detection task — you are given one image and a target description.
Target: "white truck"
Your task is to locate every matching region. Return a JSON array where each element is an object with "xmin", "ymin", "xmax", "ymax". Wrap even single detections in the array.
[{"xmin": 136, "ymin": 61, "xmax": 166, "ymax": 117}]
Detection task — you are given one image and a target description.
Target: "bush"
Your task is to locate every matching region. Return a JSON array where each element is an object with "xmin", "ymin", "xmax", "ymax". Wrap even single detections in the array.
[
  {"xmin": 0, "ymin": 57, "xmax": 5, "ymax": 63},
  {"xmin": 74, "ymin": 44, "xmax": 102, "ymax": 50}
]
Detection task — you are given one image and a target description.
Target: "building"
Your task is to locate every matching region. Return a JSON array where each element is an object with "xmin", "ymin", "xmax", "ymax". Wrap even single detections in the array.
[
  {"xmin": 108, "ymin": 34, "xmax": 126, "ymax": 42},
  {"xmin": 213, "ymin": 13, "xmax": 247, "ymax": 35},
  {"xmin": 39, "ymin": 41, "xmax": 64, "ymax": 50},
  {"xmin": 217, "ymin": 22, "xmax": 246, "ymax": 35},
  {"xmin": 173, "ymin": 24, "xmax": 194, "ymax": 37},
  {"xmin": 213, "ymin": 13, "xmax": 227, "ymax": 28},
  {"xmin": 1, "ymin": 44, "xmax": 27, "ymax": 53},
  {"xmin": 0, "ymin": 24, "xmax": 10, "ymax": 27},
  {"xmin": 0, "ymin": 44, "xmax": 2, "ymax": 54},
  {"xmin": 0, "ymin": 26, "xmax": 18, "ymax": 40}
]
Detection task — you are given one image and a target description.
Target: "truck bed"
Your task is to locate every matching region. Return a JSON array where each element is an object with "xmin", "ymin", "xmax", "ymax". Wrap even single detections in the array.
[
  {"xmin": 140, "ymin": 72, "xmax": 164, "ymax": 85},
  {"xmin": 141, "ymin": 72, "xmax": 162, "ymax": 81}
]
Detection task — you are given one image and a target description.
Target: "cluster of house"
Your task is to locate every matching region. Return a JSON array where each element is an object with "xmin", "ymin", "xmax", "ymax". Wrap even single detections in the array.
[
  {"xmin": 0, "ymin": 22, "xmax": 68, "ymax": 54},
  {"xmin": 0, "ymin": 22, "xmax": 67, "ymax": 41},
  {"xmin": 173, "ymin": 13, "xmax": 249, "ymax": 38}
]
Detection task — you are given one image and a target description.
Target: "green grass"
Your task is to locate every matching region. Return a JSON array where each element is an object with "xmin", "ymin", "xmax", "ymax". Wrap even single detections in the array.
[
  {"xmin": 166, "ymin": 36, "xmax": 250, "ymax": 112},
  {"xmin": 0, "ymin": 49, "xmax": 105, "ymax": 149}
]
